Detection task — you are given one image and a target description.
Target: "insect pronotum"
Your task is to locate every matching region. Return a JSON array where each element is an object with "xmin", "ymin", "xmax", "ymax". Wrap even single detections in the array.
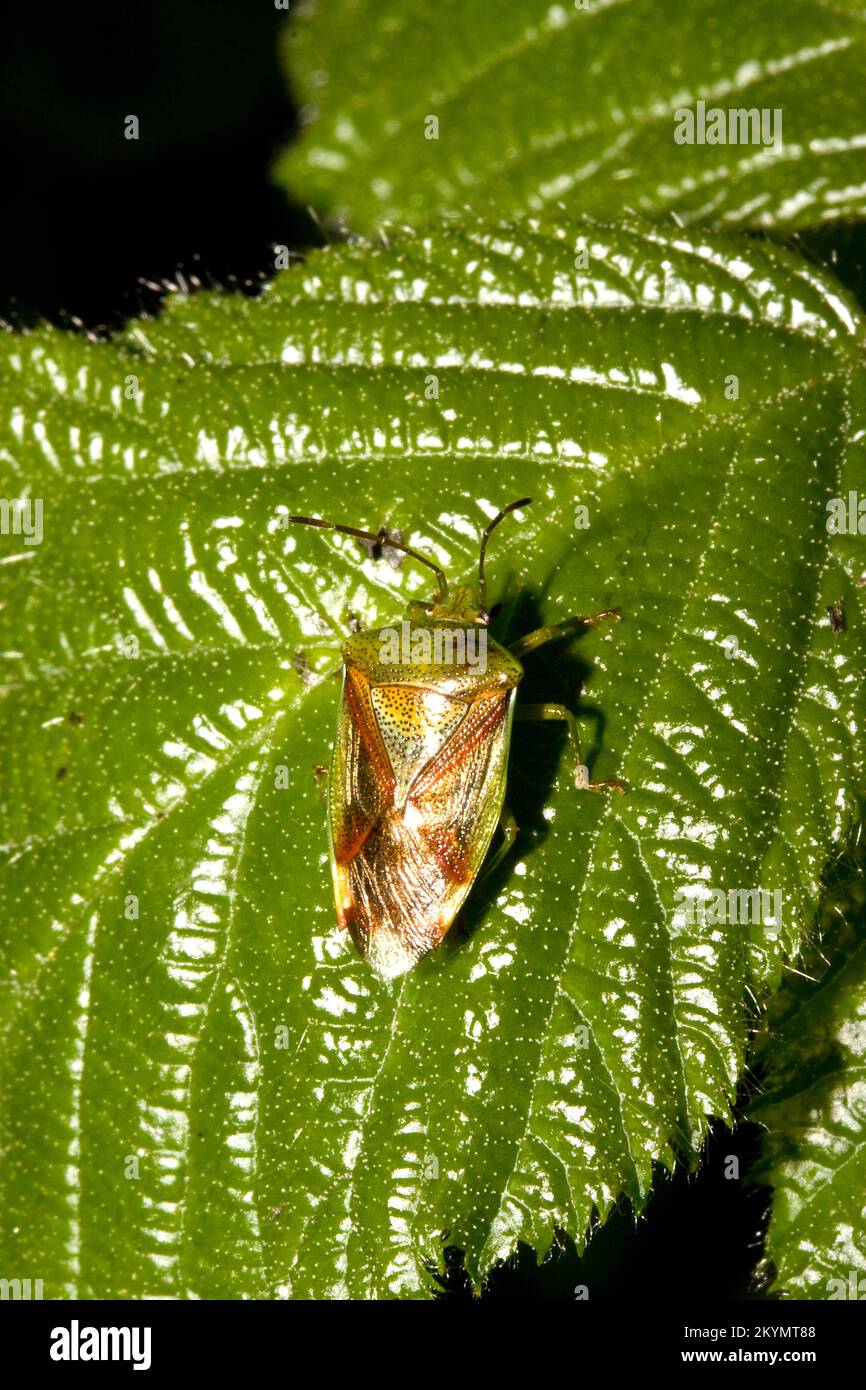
[{"xmin": 287, "ymin": 500, "xmax": 622, "ymax": 978}]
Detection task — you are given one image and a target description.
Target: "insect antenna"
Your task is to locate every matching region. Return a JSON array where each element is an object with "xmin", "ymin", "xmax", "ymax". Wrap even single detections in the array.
[
  {"xmin": 477, "ymin": 497, "xmax": 532, "ymax": 614},
  {"xmin": 285, "ymin": 514, "xmax": 449, "ymax": 602}
]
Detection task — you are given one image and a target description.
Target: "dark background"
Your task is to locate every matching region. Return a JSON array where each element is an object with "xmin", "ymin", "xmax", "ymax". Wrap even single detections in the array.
[
  {"xmin": 6, "ymin": 0, "xmax": 854, "ymax": 1300},
  {"xmin": 0, "ymin": 0, "xmax": 318, "ymax": 331}
]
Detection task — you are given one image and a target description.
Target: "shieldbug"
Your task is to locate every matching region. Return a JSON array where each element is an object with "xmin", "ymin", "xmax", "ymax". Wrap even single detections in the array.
[{"xmin": 288, "ymin": 499, "xmax": 622, "ymax": 978}]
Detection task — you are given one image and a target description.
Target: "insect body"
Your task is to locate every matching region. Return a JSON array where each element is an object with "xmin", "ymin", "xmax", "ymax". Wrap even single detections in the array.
[{"xmin": 288, "ymin": 500, "xmax": 621, "ymax": 977}]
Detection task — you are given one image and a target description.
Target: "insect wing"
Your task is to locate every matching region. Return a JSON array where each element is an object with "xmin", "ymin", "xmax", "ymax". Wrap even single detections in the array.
[
  {"xmin": 330, "ymin": 666, "xmax": 395, "ymax": 866},
  {"xmin": 329, "ymin": 675, "xmax": 514, "ymax": 977}
]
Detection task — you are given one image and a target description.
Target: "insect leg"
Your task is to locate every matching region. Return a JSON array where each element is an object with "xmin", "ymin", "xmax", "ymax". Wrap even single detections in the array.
[
  {"xmin": 481, "ymin": 803, "xmax": 519, "ymax": 880},
  {"xmin": 514, "ymin": 703, "xmax": 624, "ymax": 793},
  {"xmin": 508, "ymin": 609, "xmax": 620, "ymax": 660},
  {"xmin": 313, "ymin": 763, "xmax": 329, "ymax": 807}
]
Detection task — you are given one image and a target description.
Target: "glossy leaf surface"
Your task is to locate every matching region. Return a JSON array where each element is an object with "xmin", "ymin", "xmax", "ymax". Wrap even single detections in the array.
[{"xmin": 1, "ymin": 220, "xmax": 865, "ymax": 1297}]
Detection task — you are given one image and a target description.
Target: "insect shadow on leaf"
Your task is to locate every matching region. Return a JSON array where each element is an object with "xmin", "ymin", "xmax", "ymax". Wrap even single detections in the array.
[{"xmin": 440, "ymin": 576, "xmax": 616, "ymax": 961}]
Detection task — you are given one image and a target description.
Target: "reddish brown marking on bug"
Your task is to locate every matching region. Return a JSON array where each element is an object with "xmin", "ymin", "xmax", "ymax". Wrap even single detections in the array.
[
  {"xmin": 420, "ymin": 825, "xmax": 472, "ymax": 884},
  {"xmin": 345, "ymin": 669, "xmax": 396, "ymax": 805}
]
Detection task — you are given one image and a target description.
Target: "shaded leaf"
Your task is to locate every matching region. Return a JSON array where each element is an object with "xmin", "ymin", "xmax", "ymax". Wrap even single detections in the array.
[
  {"xmin": 275, "ymin": 0, "xmax": 866, "ymax": 233},
  {"xmin": 751, "ymin": 834, "xmax": 866, "ymax": 1299}
]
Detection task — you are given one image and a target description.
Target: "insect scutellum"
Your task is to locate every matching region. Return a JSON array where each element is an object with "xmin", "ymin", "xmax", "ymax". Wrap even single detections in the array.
[{"xmin": 285, "ymin": 497, "xmax": 533, "ymax": 623}]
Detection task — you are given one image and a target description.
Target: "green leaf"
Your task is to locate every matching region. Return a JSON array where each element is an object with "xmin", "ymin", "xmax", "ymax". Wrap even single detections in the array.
[
  {"xmin": 1, "ymin": 220, "xmax": 865, "ymax": 1298},
  {"xmin": 751, "ymin": 842, "xmax": 866, "ymax": 1300},
  {"xmin": 274, "ymin": 0, "xmax": 866, "ymax": 232}
]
